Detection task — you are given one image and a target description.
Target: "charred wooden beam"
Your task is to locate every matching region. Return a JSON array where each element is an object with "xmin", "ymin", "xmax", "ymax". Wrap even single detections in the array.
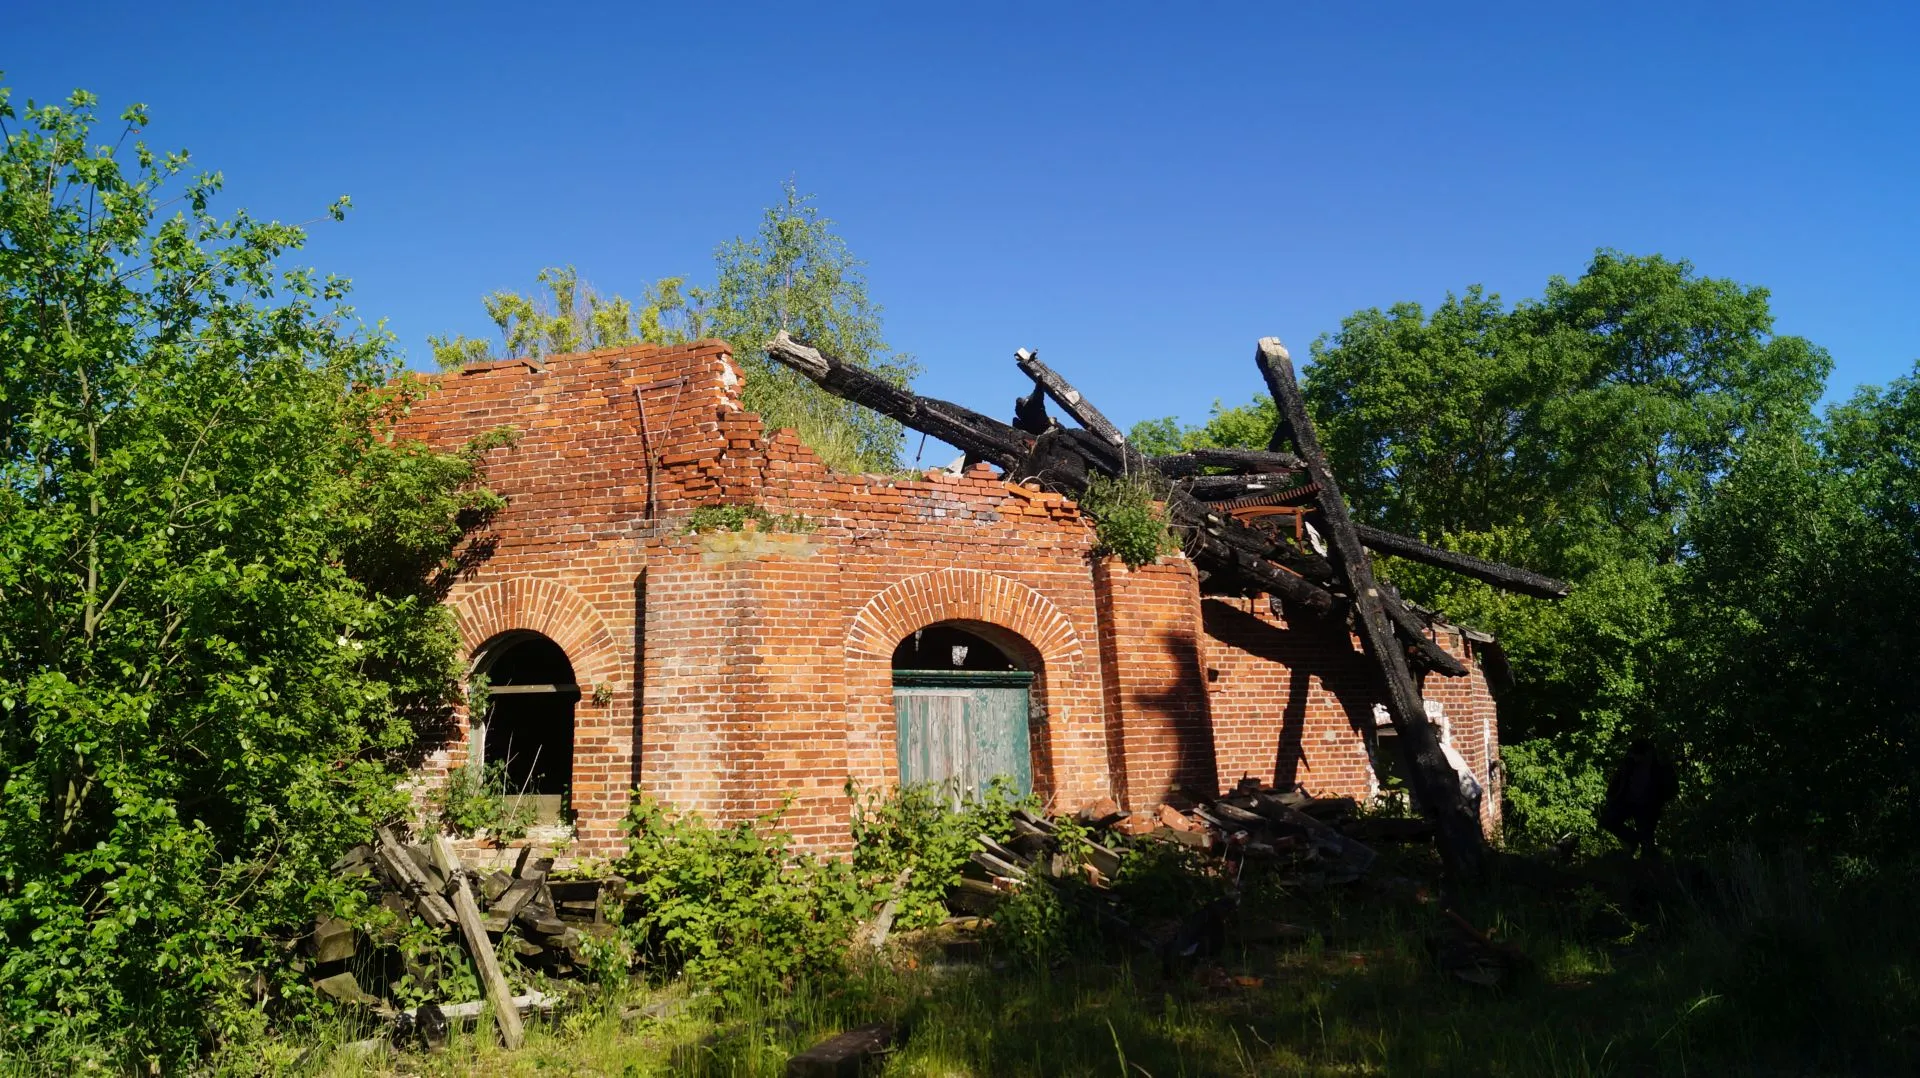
[
  {"xmin": 1153, "ymin": 447, "xmax": 1306, "ymax": 477},
  {"xmin": 766, "ymin": 333, "xmax": 1340, "ymax": 613},
  {"xmin": 1379, "ymin": 585, "xmax": 1471, "ymax": 678},
  {"xmin": 1040, "ymin": 427, "xmax": 1339, "ymax": 606},
  {"xmin": 1012, "ymin": 381, "xmax": 1056, "ymax": 436},
  {"xmin": 766, "ymin": 332, "xmax": 1034, "ymax": 472},
  {"xmin": 1353, "ymin": 524, "xmax": 1570, "ymax": 600},
  {"xmin": 1010, "ymin": 356, "xmax": 1339, "ymax": 610},
  {"xmin": 1015, "ymin": 349, "xmax": 1127, "ymax": 447},
  {"xmin": 1177, "ymin": 472, "xmax": 1309, "ymax": 500},
  {"xmin": 1256, "ymin": 337, "xmax": 1485, "ymax": 878}
]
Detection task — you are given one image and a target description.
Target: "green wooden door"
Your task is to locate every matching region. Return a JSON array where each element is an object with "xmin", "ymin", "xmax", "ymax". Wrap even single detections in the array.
[{"xmin": 893, "ymin": 669, "xmax": 1034, "ymax": 800}]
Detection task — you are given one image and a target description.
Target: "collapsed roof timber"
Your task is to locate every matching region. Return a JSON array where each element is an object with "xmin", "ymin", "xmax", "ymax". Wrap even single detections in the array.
[{"xmin": 764, "ymin": 332, "xmax": 1570, "ymax": 878}]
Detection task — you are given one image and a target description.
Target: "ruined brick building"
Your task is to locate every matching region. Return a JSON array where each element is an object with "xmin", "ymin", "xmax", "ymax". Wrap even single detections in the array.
[{"xmin": 397, "ymin": 340, "xmax": 1503, "ymax": 852}]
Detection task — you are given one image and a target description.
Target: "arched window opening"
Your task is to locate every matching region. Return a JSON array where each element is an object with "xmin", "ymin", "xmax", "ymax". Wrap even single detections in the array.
[
  {"xmin": 892, "ymin": 624, "xmax": 1021, "ymax": 672},
  {"xmin": 891, "ymin": 621, "xmax": 1036, "ymax": 800},
  {"xmin": 473, "ymin": 631, "xmax": 577, "ymax": 825}
]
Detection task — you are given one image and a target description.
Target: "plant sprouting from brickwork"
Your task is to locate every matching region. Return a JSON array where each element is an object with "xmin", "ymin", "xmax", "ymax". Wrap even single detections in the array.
[
  {"xmin": 682, "ymin": 502, "xmax": 815, "ymax": 535},
  {"xmin": 1079, "ymin": 473, "xmax": 1179, "ymax": 568}
]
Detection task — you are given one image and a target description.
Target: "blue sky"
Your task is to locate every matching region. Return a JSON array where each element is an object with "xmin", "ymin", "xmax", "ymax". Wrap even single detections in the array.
[{"xmin": 10, "ymin": 2, "xmax": 1917, "ymax": 440}]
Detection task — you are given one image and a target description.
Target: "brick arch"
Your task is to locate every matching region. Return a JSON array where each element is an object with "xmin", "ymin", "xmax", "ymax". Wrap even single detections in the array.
[
  {"xmin": 847, "ymin": 569, "xmax": 1084, "ymax": 671},
  {"xmin": 451, "ymin": 577, "xmax": 621, "ymax": 691},
  {"xmin": 844, "ymin": 569, "xmax": 1088, "ymax": 802}
]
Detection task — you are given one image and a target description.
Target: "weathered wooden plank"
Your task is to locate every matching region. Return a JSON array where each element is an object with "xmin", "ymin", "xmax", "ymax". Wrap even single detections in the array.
[
  {"xmin": 451, "ymin": 875, "xmax": 526, "ymax": 1049},
  {"xmin": 311, "ymin": 916, "xmax": 355, "ymax": 966},
  {"xmin": 1255, "ymin": 337, "xmax": 1485, "ymax": 878},
  {"xmin": 374, "ymin": 842, "xmax": 456, "ymax": 929}
]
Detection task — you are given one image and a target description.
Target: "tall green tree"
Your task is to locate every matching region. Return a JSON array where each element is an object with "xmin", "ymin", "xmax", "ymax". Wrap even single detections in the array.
[
  {"xmin": 433, "ymin": 182, "xmax": 915, "ymax": 473},
  {"xmin": 701, "ymin": 181, "xmax": 916, "ymax": 473},
  {"xmin": 1132, "ymin": 252, "xmax": 1832, "ymax": 846},
  {"xmin": 1668, "ymin": 370, "xmax": 1920, "ymax": 861},
  {"xmin": 0, "ymin": 86, "xmax": 501, "ymax": 1065}
]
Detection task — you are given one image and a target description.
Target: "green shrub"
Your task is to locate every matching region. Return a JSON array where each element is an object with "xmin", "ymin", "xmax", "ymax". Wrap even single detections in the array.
[
  {"xmin": 1079, "ymin": 474, "xmax": 1178, "ymax": 568},
  {"xmin": 0, "ymin": 87, "xmax": 502, "ymax": 1068},
  {"xmin": 847, "ymin": 778, "xmax": 1034, "ymax": 931},
  {"xmin": 990, "ymin": 877, "xmax": 1084, "ymax": 968},
  {"xmin": 429, "ymin": 759, "xmax": 535, "ymax": 840},
  {"xmin": 614, "ymin": 795, "xmax": 863, "ymax": 998}
]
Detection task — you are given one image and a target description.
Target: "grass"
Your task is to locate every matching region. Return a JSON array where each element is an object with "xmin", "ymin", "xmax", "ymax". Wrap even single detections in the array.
[{"xmin": 284, "ymin": 844, "xmax": 1917, "ymax": 1078}]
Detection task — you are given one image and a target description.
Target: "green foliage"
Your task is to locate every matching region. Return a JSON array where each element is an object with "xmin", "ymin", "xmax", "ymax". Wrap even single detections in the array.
[
  {"xmin": 614, "ymin": 795, "xmax": 864, "ymax": 999},
  {"xmin": 1078, "ymin": 473, "xmax": 1178, "ymax": 568},
  {"xmin": 433, "ymin": 183, "xmax": 915, "ymax": 473},
  {"xmin": 680, "ymin": 502, "xmax": 815, "ymax": 535},
  {"xmin": 0, "ymin": 85, "xmax": 498, "ymax": 1066},
  {"xmin": 427, "ymin": 266, "xmax": 699, "ymax": 371},
  {"xmin": 1662, "ymin": 370, "xmax": 1920, "ymax": 861},
  {"xmin": 428, "ymin": 758, "xmax": 534, "ymax": 840},
  {"xmin": 1128, "ymin": 394, "xmax": 1278, "ymax": 457},
  {"xmin": 1305, "ymin": 254, "xmax": 1829, "ymax": 569},
  {"xmin": 702, "ymin": 181, "xmax": 917, "ymax": 473},
  {"xmin": 847, "ymin": 778, "xmax": 1034, "ymax": 932},
  {"xmin": 987, "ymin": 876, "xmax": 1084, "ymax": 969}
]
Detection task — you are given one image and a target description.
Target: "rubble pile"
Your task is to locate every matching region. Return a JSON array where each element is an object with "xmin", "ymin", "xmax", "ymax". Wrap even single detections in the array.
[
  {"xmin": 304, "ymin": 824, "xmax": 622, "ymax": 1049},
  {"xmin": 945, "ymin": 781, "xmax": 1409, "ymax": 920}
]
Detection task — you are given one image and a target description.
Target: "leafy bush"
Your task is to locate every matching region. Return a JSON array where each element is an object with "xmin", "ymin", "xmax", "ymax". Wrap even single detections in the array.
[
  {"xmin": 847, "ymin": 778, "xmax": 1034, "ymax": 931},
  {"xmin": 682, "ymin": 502, "xmax": 815, "ymax": 534},
  {"xmin": 0, "ymin": 87, "xmax": 502, "ymax": 1067},
  {"xmin": 614, "ymin": 796, "xmax": 863, "ymax": 998},
  {"xmin": 1079, "ymin": 474, "xmax": 1177, "ymax": 568}
]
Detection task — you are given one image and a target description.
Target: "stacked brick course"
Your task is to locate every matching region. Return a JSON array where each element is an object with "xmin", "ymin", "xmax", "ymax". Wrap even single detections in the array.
[{"xmin": 396, "ymin": 340, "xmax": 1503, "ymax": 851}]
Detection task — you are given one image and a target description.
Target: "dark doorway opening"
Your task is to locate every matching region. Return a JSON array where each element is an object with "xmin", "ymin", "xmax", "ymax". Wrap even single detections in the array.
[
  {"xmin": 892, "ymin": 624, "xmax": 1019, "ymax": 672},
  {"xmin": 475, "ymin": 632, "xmax": 577, "ymax": 824}
]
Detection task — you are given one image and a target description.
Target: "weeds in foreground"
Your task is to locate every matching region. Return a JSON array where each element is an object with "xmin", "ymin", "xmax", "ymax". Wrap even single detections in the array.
[{"xmin": 265, "ymin": 845, "xmax": 1919, "ymax": 1077}]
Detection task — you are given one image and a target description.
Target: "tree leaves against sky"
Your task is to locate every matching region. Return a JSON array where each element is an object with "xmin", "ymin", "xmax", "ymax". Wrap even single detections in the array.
[{"xmin": 432, "ymin": 180, "xmax": 916, "ymax": 474}]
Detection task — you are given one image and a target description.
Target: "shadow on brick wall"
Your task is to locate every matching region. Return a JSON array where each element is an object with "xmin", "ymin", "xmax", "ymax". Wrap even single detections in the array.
[{"xmin": 1201, "ymin": 600, "xmax": 1378, "ymax": 791}]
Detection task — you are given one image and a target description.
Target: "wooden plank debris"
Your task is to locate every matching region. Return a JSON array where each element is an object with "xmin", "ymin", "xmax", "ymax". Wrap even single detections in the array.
[{"xmin": 451, "ymin": 875, "xmax": 526, "ymax": 1049}]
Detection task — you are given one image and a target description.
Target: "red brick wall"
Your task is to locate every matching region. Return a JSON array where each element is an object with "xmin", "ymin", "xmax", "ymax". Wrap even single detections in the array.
[
  {"xmin": 395, "ymin": 340, "xmax": 1504, "ymax": 852},
  {"xmin": 1092, "ymin": 557, "xmax": 1216, "ymax": 809}
]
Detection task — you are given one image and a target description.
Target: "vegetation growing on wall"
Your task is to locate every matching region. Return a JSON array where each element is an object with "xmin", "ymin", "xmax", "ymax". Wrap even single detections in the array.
[
  {"xmin": 430, "ymin": 183, "xmax": 916, "ymax": 474},
  {"xmin": 1077, "ymin": 473, "xmax": 1179, "ymax": 569},
  {"xmin": 681, "ymin": 502, "xmax": 816, "ymax": 535}
]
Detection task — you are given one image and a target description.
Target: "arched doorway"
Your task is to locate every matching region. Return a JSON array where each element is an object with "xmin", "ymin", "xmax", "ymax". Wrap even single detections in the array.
[
  {"xmin": 892, "ymin": 623, "xmax": 1035, "ymax": 800},
  {"xmin": 473, "ymin": 631, "xmax": 577, "ymax": 825}
]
